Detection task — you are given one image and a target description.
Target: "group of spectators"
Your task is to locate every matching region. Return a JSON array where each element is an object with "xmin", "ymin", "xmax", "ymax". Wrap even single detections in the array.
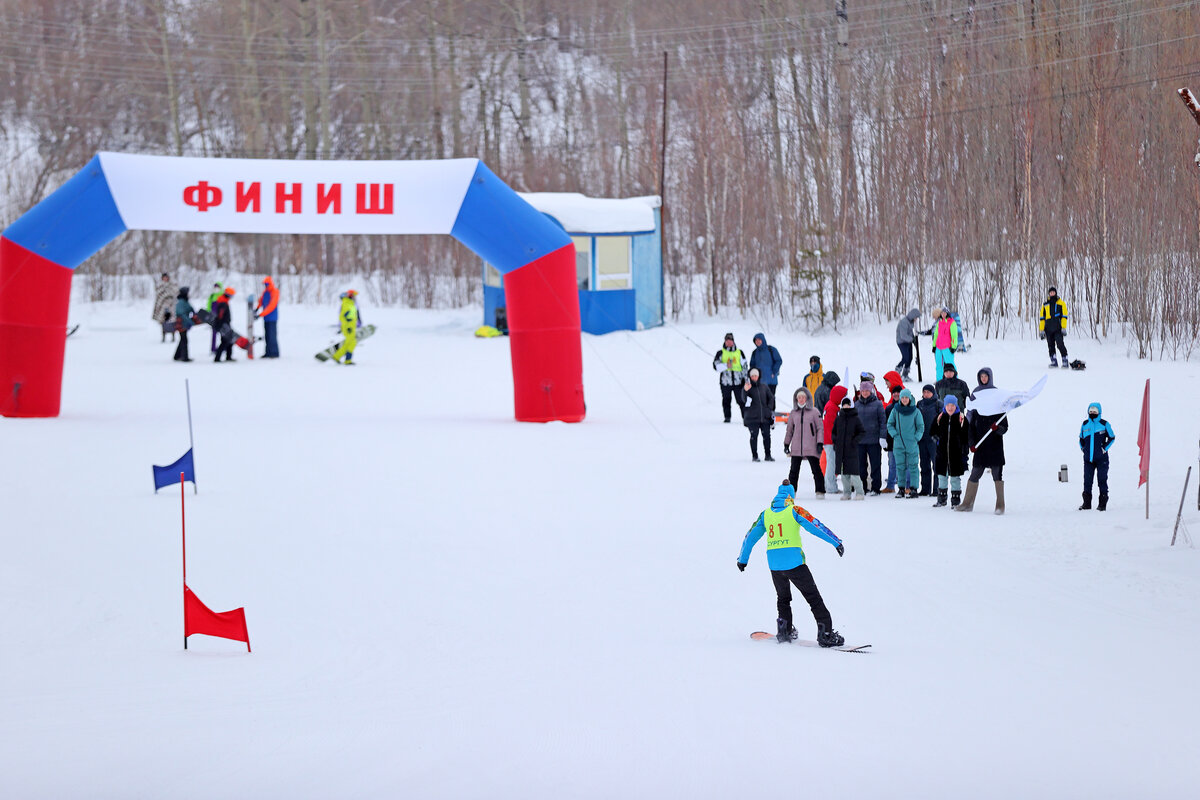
[{"xmin": 152, "ymin": 273, "xmax": 280, "ymax": 362}]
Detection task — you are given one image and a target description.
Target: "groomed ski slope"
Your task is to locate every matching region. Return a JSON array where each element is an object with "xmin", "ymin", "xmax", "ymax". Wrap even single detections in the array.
[{"xmin": 2, "ymin": 302, "xmax": 1198, "ymax": 798}]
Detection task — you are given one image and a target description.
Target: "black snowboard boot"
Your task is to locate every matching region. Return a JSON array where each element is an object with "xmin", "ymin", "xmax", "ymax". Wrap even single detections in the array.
[
  {"xmin": 950, "ymin": 490, "xmax": 962, "ymax": 508},
  {"xmin": 816, "ymin": 624, "xmax": 845, "ymax": 648},
  {"xmin": 1050, "ymin": 356, "xmax": 1058, "ymax": 368},
  {"xmin": 1097, "ymin": 494, "xmax": 1108, "ymax": 511},
  {"xmin": 1079, "ymin": 492, "xmax": 1092, "ymax": 510},
  {"xmin": 776, "ymin": 617, "xmax": 798, "ymax": 644},
  {"xmin": 933, "ymin": 489, "xmax": 948, "ymax": 507}
]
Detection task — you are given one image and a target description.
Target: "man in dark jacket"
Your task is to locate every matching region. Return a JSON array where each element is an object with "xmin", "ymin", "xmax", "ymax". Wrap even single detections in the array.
[
  {"xmin": 742, "ymin": 368, "xmax": 775, "ymax": 462},
  {"xmin": 1078, "ymin": 401, "xmax": 1115, "ymax": 510},
  {"xmin": 854, "ymin": 380, "xmax": 887, "ymax": 494},
  {"xmin": 211, "ymin": 287, "xmax": 237, "ymax": 363},
  {"xmin": 915, "ymin": 384, "xmax": 940, "ymax": 496},
  {"xmin": 895, "ymin": 308, "xmax": 920, "ymax": 381},
  {"xmin": 1039, "ymin": 287, "xmax": 1069, "ymax": 368},
  {"xmin": 956, "ymin": 368, "xmax": 1008, "ymax": 514},
  {"xmin": 813, "ymin": 370, "xmax": 839, "ymax": 416},
  {"xmin": 935, "ymin": 363, "xmax": 970, "ymax": 408},
  {"xmin": 749, "ymin": 332, "xmax": 783, "ymax": 407}
]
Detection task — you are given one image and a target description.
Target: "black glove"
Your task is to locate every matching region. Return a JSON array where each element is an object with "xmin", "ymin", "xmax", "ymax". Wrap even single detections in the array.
[
  {"xmin": 736, "ymin": 561, "xmax": 747, "ymax": 572},
  {"xmin": 1038, "ymin": 331, "xmax": 1045, "ymax": 340},
  {"xmin": 784, "ymin": 445, "xmax": 790, "ymax": 456},
  {"xmin": 836, "ymin": 544, "xmax": 845, "ymax": 557}
]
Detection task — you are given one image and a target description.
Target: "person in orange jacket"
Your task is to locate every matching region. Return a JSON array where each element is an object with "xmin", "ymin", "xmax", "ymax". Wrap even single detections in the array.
[{"xmin": 255, "ymin": 276, "xmax": 280, "ymax": 358}]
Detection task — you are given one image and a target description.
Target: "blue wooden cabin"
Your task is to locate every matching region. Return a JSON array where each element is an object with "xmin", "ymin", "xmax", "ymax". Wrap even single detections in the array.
[{"xmin": 482, "ymin": 192, "xmax": 663, "ymax": 335}]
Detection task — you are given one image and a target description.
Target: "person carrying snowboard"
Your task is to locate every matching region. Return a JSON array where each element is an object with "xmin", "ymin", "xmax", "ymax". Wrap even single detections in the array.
[
  {"xmin": 332, "ymin": 290, "xmax": 360, "ymax": 365},
  {"xmin": 211, "ymin": 287, "xmax": 236, "ymax": 363},
  {"xmin": 712, "ymin": 332, "xmax": 746, "ymax": 423},
  {"xmin": 1039, "ymin": 287, "xmax": 1070, "ymax": 368},
  {"xmin": 1078, "ymin": 402, "xmax": 1115, "ymax": 510},
  {"xmin": 736, "ymin": 479, "xmax": 845, "ymax": 647}
]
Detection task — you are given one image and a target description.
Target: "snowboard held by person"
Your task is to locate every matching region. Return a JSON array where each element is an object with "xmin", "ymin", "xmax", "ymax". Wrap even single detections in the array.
[{"xmin": 736, "ymin": 480, "xmax": 845, "ymax": 647}]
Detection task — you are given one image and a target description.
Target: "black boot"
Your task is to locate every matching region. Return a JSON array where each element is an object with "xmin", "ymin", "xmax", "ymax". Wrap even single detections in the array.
[
  {"xmin": 950, "ymin": 490, "xmax": 962, "ymax": 508},
  {"xmin": 1097, "ymin": 494, "xmax": 1108, "ymax": 511},
  {"xmin": 816, "ymin": 623, "xmax": 844, "ymax": 648},
  {"xmin": 933, "ymin": 489, "xmax": 948, "ymax": 507},
  {"xmin": 776, "ymin": 617, "xmax": 797, "ymax": 643},
  {"xmin": 1079, "ymin": 492, "xmax": 1092, "ymax": 510}
]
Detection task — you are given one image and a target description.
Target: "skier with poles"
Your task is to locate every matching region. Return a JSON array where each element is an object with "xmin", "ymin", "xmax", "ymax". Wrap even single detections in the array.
[{"xmin": 736, "ymin": 479, "xmax": 845, "ymax": 647}]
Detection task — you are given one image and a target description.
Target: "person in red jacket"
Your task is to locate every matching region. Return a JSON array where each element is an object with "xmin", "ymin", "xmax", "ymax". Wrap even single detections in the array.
[
  {"xmin": 882, "ymin": 370, "xmax": 906, "ymax": 493},
  {"xmin": 821, "ymin": 384, "xmax": 849, "ymax": 494}
]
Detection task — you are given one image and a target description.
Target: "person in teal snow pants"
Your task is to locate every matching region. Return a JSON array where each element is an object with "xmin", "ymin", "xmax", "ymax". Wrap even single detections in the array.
[
  {"xmin": 886, "ymin": 388, "xmax": 925, "ymax": 499},
  {"xmin": 736, "ymin": 480, "xmax": 846, "ymax": 647},
  {"xmin": 925, "ymin": 307, "xmax": 960, "ymax": 377}
]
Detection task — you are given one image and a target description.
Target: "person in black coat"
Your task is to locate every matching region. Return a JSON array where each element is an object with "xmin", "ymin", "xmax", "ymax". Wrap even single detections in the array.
[
  {"xmin": 211, "ymin": 287, "xmax": 237, "ymax": 363},
  {"xmin": 831, "ymin": 396, "xmax": 865, "ymax": 499},
  {"xmin": 742, "ymin": 368, "xmax": 775, "ymax": 462},
  {"xmin": 956, "ymin": 367, "xmax": 1009, "ymax": 514},
  {"xmin": 935, "ymin": 363, "xmax": 970, "ymax": 407},
  {"xmin": 853, "ymin": 381, "xmax": 887, "ymax": 494},
  {"xmin": 915, "ymin": 384, "xmax": 940, "ymax": 496},
  {"xmin": 931, "ymin": 395, "xmax": 969, "ymax": 507}
]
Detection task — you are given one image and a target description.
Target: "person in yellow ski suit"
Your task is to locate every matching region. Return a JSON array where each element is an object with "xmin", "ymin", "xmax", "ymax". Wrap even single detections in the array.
[{"xmin": 333, "ymin": 290, "xmax": 360, "ymax": 364}]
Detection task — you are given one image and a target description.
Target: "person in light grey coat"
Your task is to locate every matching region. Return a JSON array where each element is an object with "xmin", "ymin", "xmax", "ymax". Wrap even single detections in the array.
[
  {"xmin": 784, "ymin": 388, "xmax": 825, "ymax": 497},
  {"xmin": 895, "ymin": 308, "xmax": 920, "ymax": 381}
]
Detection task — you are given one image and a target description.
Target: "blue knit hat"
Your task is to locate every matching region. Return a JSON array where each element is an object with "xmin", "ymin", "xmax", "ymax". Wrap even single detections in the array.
[
  {"xmin": 775, "ymin": 481, "xmax": 796, "ymax": 502},
  {"xmin": 944, "ymin": 395, "xmax": 960, "ymax": 410}
]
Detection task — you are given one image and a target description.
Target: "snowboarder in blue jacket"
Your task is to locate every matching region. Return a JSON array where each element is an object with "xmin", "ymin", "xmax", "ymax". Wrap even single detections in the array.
[
  {"xmin": 737, "ymin": 480, "xmax": 845, "ymax": 646},
  {"xmin": 1079, "ymin": 402, "xmax": 1115, "ymax": 511}
]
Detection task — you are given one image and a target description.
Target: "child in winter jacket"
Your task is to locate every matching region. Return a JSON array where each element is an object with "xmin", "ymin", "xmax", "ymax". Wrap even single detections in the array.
[
  {"xmin": 784, "ymin": 388, "xmax": 825, "ymax": 498},
  {"xmin": 915, "ymin": 385, "xmax": 940, "ymax": 496},
  {"xmin": 887, "ymin": 388, "xmax": 925, "ymax": 499},
  {"xmin": 1078, "ymin": 402, "xmax": 1115, "ymax": 510},
  {"xmin": 931, "ymin": 395, "xmax": 969, "ymax": 507},
  {"xmin": 832, "ymin": 396, "xmax": 866, "ymax": 500}
]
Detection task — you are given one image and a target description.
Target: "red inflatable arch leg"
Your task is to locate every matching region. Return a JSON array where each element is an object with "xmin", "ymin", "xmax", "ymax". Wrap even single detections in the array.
[{"xmin": 0, "ymin": 238, "xmax": 73, "ymax": 417}]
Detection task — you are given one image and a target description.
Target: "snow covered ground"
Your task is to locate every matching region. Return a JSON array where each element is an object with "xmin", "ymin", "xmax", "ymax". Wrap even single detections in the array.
[{"xmin": 2, "ymin": 300, "xmax": 1199, "ymax": 798}]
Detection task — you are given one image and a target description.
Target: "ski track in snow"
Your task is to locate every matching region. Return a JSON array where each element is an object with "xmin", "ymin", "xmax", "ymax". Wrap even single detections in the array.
[{"xmin": 2, "ymin": 302, "xmax": 1199, "ymax": 798}]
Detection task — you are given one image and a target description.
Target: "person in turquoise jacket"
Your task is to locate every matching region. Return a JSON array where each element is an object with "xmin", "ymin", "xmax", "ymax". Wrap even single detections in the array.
[
  {"xmin": 887, "ymin": 388, "xmax": 926, "ymax": 499},
  {"xmin": 1078, "ymin": 402, "xmax": 1115, "ymax": 511},
  {"xmin": 737, "ymin": 480, "xmax": 845, "ymax": 646}
]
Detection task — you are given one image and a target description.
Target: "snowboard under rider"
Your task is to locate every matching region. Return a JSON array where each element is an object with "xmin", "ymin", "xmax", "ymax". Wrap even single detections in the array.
[{"xmin": 737, "ymin": 480, "xmax": 845, "ymax": 647}]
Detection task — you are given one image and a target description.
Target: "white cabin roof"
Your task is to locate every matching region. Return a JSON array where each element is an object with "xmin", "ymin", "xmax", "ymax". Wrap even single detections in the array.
[{"xmin": 517, "ymin": 192, "xmax": 661, "ymax": 235}]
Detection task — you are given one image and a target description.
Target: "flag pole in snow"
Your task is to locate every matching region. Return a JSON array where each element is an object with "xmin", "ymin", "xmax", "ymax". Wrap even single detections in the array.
[
  {"xmin": 181, "ymin": 471, "xmax": 187, "ymax": 650},
  {"xmin": 185, "ymin": 379, "xmax": 196, "ymax": 495},
  {"xmin": 1138, "ymin": 379, "xmax": 1150, "ymax": 520},
  {"xmin": 1172, "ymin": 467, "xmax": 1191, "ymax": 547}
]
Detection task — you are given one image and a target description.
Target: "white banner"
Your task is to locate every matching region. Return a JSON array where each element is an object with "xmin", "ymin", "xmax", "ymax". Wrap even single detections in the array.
[
  {"xmin": 98, "ymin": 153, "xmax": 479, "ymax": 235},
  {"xmin": 967, "ymin": 374, "xmax": 1048, "ymax": 416}
]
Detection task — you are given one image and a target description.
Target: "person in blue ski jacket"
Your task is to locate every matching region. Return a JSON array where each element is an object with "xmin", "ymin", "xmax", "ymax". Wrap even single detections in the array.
[
  {"xmin": 737, "ymin": 480, "xmax": 845, "ymax": 646},
  {"xmin": 1078, "ymin": 401, "xmax": 1115, "ymax": 511},
  {"xmin": 749, "ymin": 332, "xmax": 783, "ymax": 406}
]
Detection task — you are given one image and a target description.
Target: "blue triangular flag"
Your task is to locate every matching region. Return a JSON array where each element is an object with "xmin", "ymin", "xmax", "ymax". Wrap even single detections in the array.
[{"xmin": 153, "ymin": 448, "xmax": 195, "ymax": 492}]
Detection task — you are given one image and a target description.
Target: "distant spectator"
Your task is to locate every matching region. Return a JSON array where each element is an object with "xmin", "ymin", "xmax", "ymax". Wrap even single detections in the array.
[
  {"xmin": 172, "ymin": 287, "xmax": 195, "ymax": 362},
  {"xmin": 749, "ymin": 333, "xmax": 782, "ymax": 407},
  {"xmin": 255, "ymin": 276, "xmax": 281, "ymax": 358},
  {"xmin": 712, "ymin": 333, "xmax": 747, "ymax": 423},
  {"xmin": 153, "ymin": 272, "xmax": 178, "ymax": 343},
  {"xmin": 742, "ymin": 368, "xmax": 775, "ymax": 462}
]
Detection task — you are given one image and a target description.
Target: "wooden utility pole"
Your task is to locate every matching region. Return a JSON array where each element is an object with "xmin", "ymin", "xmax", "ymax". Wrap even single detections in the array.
[
  {"xmin": 659, "ymin": 51, "xmax": 669, "ymax": 323},
  {"xmin": 1176, "ymin": 88, "xmax": 1200, "ymax": 246}
]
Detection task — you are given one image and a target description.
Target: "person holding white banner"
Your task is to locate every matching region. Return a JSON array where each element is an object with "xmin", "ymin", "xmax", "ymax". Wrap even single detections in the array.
[{"xmin": 957, "ymin": 368, "xmax": 1008, "ymax": 514}]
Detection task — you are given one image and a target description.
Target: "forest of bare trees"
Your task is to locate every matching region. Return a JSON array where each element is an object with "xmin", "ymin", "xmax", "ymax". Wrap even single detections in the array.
[{"xmin": 3, "ymin": 1, "xmax": 1200, "ymax": 356}]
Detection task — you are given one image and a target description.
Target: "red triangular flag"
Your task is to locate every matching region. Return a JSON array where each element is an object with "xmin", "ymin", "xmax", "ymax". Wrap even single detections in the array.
[
  {"xmin": 1137, "ymin": 379, "xmax": 1150, "ymax": 488},
  {"xmin": 185, "ymin": 585, "xmax": 250, "ymax": 651}
]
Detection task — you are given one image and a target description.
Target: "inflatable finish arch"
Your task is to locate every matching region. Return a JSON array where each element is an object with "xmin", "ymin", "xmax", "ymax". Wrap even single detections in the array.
[{"xmin": 0, "ymin": 154, "xmax": 584, "ymax": 422}]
